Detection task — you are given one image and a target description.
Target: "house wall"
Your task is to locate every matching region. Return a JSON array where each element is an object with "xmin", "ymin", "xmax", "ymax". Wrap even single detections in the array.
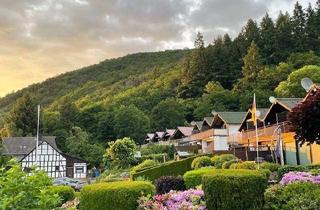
[
  {"xmin": 21, "ymin": 142, "xmax": 66, "ymax": 178},
  {"xmin": 74, "ymin": 163, "xmax": 87, "ymax": 179}
]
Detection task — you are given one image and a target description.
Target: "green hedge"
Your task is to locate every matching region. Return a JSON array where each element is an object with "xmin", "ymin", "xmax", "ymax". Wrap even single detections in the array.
[
  {"xmin": 80, "ymin": 181, "xmax": 155, "ymax": 210},
  {"xmin": 264, "ymin": 183, "xmax": 320, "ymax": 210},
  {"xmin": 191, "ymin": 156, "xmax": 213, "ymax": 169},
  {"xmin": 131, "ymin": 156, "xmax": 198, "ymax": 182},
  {"xmin": 260, "ymin": 162, "xmax": 281, "ymax": 172},
  {"xmin": 183, "ymin": 168, "xmax": 214, "ymax": 189},
  {"xmin": 48, "ymin": 185, "xmax": 75, "ymax": 206},
  {"xmin": 202, "ymin": 170, "xmax": 268, "ymax": 210},
  {"xmin": 131, "ymin": 159, "xmax": 158, "ymax": 174}
]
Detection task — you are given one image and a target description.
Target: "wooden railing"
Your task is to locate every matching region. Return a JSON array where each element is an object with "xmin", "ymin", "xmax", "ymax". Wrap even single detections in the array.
[
  {"xmin": 191, "ymin": 129, "xmax": 213, "ymax": 140},
  {"xmin": 228, "ymin": 122, "xmax": 294, "ymax": 145}
]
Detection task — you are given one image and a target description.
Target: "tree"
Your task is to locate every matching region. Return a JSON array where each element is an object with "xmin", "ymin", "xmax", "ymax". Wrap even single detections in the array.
[
  {"xmin": 233, "ymin": 42, "xmax": 264, "ymax": 93},
  {"xmin": 58, "ymin": 97, "xmax": 79, "ymax": 130},
  {"xmin": 259, "ymin": 13, "xmax": 276, "ymax": 64},
  {"xmin": 275, "ymin": 65, "xmax": 320, "ymax": 97},
  {"xmin": 113, "ymin": 105, "xmax": 150, "ymax": 144},
  {"xmin": 151, "ymin": 98, "xmax": 185, "ymax": 131},
  {"xmin": 66, "ymin": 126, "xmax": 105, "ymax": 167},
  {"xmin": 0, "ymin": 160, "xmax": 60, "ymax": 209},
  {"xmin": 291, "ymin": 2, "xmax": 307, "ymax": 52},
  {"xmin": 6, "ymin": 94, "xmax": 37, "ymax": 136},
  {"xmin": 105, "ymin": 137, "xmax": 136, "ymax": 168},
  {"xmin": 288, "ymin": 87, "xmax": 320, "ymax": 145},
  {"xmin": 305, "ymin": 3, "xmax": 320, "ymax": 52}
]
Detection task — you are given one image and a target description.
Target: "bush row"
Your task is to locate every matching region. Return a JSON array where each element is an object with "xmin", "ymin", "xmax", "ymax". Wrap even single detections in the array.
[
  {"xmin": 131, "ymin": 156, "xmax": 198, "ymax": 182},
  {"xmin": 277, "ymin": 164, "xmax": 320, "ymax": 180},
  {"xmin": 203, "ymin": 170, "xmax": 268, "ymax": 210},
  {"xmin": 48, "ymin": 185, "xmax": 75, "ymax": 206},
  {"xmin": 80, "ymin": 181, "xmax": 155, "ymax": 210}
]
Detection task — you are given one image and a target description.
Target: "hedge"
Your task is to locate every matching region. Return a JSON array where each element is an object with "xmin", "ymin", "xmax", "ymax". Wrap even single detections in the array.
[
  {"xmin": 202, "ymin": 170, "xmax": 268, "ymax": 210},
  {"xmin": 131, "ymin": 156, "xmax": 198, "ymax": 182},
  {"xmin": 191, "ymin": 156, "xmax": 213, "ymax": 169},
  {"xmin": 48, "ymin": 185, "xmax": 75, "ymax": 206},
  {"xmin": 80, "ymin": 181, "xmax": 155, "ymax": 210},
  {"xmin": 183, "ymin": 168, "xmax": 214, "ymax": 189},
  {"xmin": 131, "ymin": 159, "xmax": 158, "ymax": 174}
]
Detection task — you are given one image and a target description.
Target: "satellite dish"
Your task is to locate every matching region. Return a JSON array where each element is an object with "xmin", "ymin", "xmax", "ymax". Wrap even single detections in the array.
[
  {"xmin": 256, "ymin": 110, "xmax": 261, "ymax": 118},
  {"xmin": 301, "ymin": 77, "xmax": 313, "ymax": 92},
  {"xmin": 269, "ymin": 96, "xmax": 277, "ymax": 104}
]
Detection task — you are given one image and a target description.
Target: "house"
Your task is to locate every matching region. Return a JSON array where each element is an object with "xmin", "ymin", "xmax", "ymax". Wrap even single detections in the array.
[
  {"xmin": 191, "ymin": 111, "xmax": 246, "ymax": 153},
  {"xmin": 2, "ymin": 136, "xmax": 87, "ymax": 179},
  {"xmin": 173, "ymin": 126, "xmax": 194, "ymax": 146}
]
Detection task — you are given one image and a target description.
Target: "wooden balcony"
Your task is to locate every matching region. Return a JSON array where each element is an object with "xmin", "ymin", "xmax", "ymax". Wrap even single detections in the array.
[{"xmin": 228, "ymin": 121, "xmax": 295, "ymax": 145}]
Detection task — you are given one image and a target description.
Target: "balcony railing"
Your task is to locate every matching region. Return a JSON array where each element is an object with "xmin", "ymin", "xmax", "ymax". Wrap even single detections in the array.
[{"xmin": 228, "ymin": 121, "xmax": 294, "ymax": 145}]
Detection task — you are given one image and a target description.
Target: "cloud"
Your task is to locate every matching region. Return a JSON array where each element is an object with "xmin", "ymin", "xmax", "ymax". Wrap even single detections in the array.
[{"xmin": 0, "ymin": 0, "xmax": 316, "ymax": 96}]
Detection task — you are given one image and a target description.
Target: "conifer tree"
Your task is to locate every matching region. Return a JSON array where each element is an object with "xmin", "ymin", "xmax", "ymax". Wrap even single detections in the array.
[
  {"xmin": 259, "ymin": 13, "xmax": 276, "ymax": 64},
  {"xmin": 291, "ymin": 2, "xmax": 307, "ymax": 51}
]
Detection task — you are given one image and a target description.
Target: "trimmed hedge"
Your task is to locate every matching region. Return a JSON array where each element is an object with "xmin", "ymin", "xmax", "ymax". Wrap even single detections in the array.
[
  {"xmin": 231, "ymin": 161, "xmax": 257, "ymax": 170},
  {"xmin": 202, "ymin": 170, "xmax": 268, "ymax": 210},
  {"xmin": 183, "ymin": 168, "xmax": 214, "ymax": 189},
  {"xmin": 80, "ymin": 181, "xmax": 155, "ymax": 210},
  {"xmin": 260, "ymin": 162, "xmax": 280, "ymax": 172},
  {"xmin": 191, "ymin": 156, "xmax": 212, "ymax": 169},
  {"xmin": 155, "ymin": 176, "xmax": 186, "ymax": 194},
  {"xmin": 48, "ymin": 185, "xmax": 75, "ymax": 206},
  {"xmin": 264, "ymin": 182, "xmax": 320, "ymax": 210},
  {"xmin": 131, "ymin": 156, "xmax": 198, "ymax": 182},
  {"xmin": 131, "ymin": 159, "xmax": 158, "ymax": 174},
  {"xmin": 222, "ymin": 159, "xmax": 240, "ymax": 169}
]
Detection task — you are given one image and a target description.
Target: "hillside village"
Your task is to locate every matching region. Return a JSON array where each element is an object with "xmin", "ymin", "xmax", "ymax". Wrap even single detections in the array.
[{"xmin": 1, "ymin": 1, "xmax": 320, "ymax": 210}]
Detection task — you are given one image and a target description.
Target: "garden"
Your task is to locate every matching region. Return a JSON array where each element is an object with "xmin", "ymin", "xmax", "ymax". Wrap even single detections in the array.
[{"xmin": 2, "ymin": 138, "xmax": 320, "ymax": 210}]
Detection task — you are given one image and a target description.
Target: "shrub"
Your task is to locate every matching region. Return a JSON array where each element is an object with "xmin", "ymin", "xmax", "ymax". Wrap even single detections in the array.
[
  {"xmin": 48, "ymin": 185, "xmax": 75, "ymax": 205},
  {"xmin": 222, "ymin": 159, "xmax": 240, "ymax": 169},
  {"xmin": 131, "ymin": 156, "xmax": 197, "ymax": 182},
  {"xmin": 131, "ymin": 159, "xmax": 158, "ymax": 174},
  {"xmin": 203, "ymin": 169, "xmax": 268, "ymax": 210},
  {"xmin": 211, "ymin": 154, "xmax": 236, "ymax": 169},
  {"xmin": 183, "ymin": 168, "xmax": 214, "ymax": 189},
  {"xmin": 264, "ymin": 182, "xmax": 320, "ymax": 210},
  {"xmin": 280, "ymin": 171, "xmax": 320, "ymax": 185},
  {"xmin": 260, "ymin": 162, "xmax": 280, "ymax": 172},
  {"xmin": 232, "ymin": 161, "xmax": 257, "ymax": 170},
  {"xmin": 140, "ymin": 154, "xmax": 167, "ymax": 163},
  {"xmin": 191, "ymin": 156, "xmax": 212, "ymax": 169},
  {"xmin": 155, "ymin": 176, "xmax": 186, "ymax": 194},
  {"xmin": 140, "ymin": 144, "xmax": 176, "ymax": 159},
  {"xmin": 80, "ymin": 181, "xmax": 155, "ymax": 210},
  {"xmin": 137, "ymin": 189, "xmax": 206, "ymax": 209},
  {"xmin": 277, "ymin": 165, "xmax": 307, "ymax": 180}
]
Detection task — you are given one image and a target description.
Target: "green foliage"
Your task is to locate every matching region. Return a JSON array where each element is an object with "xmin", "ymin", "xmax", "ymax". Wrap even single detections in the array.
[
  {"xmin": 191, "ymin": 156, "xmax": 213, "ymax": 169},
  {"xmin": 183, "ymin": 167, "xmax": 214, "ymax": 189},
  {"xmin": 231, "ymin": 161, "xmax": 257, "ymax": 170},
  {"xmin": 80, "ymin": 181, "xmax": 155, "ymax": 210},
  {"xmin": 140, "ymin": 153, "xmax": 167, "ymax": 163},
  {"xmin": 260, "ymin": 162, "xmax": 281, "ymax": 172},
  {"xmin": 211, "ymin": 154, "xmax": 236, "ymax": 169},
  {"xmin": 105, "ymin": 137, "xmax": 137, "ymax": 168},
  {"xmin": 66, "ymin": 126, "xmax": 105, "ymax": 167},
  {"xmin": 48, "ymin": 185, "xmax": 75, "ymax": 206},
  {"xmin": 150, "ymin": 98, "xmax": 185, "ymax": 130},
  {"xmin": 131, "ymin": 159, "xmax": 158, "ymax": 174},
  {"xmin": 264, "ymin": 183, "xmax": 320, "ymax": 210},
  {"xmin": 0, "ymin": 160, "xmax": 60, "ymax": 210},
  {"xmin": 131, "ymin": 156, "xmax": 197, "ymax": 182},
  {"xmin": 140, "ymin": 144, "xmax": 176, "ymax": 159},
  {"xmin": 202, "ymin": 169, "xmax": 268, "ymax": 210},
  {"xmin": 275, "ymin": 65, "xmax": 320, "ymax": 97},
  {"xmin": 277, "ymin": 165, "xmax": 308, "ymax": 180},
  {"xmin": 222, "ymin": 159, "xmax": 240, "ymax": 169}
]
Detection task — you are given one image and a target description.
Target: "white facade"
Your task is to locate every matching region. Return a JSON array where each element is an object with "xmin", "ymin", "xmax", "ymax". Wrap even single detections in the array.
[
  {"xmin": 73, "ymin": 163, "xmax": 87, "ymax": 179},
  {"xmin": 21, "ymin": 141, "xmax": 66, "ymax": 178}
]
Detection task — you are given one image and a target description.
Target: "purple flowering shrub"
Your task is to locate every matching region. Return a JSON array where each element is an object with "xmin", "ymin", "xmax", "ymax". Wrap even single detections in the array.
[
  {"xmin": 280, "ymin": 171, "xmax": 320, "ymax": 185},
  {"xmin": 137, "ymin": 189, "xmax": 206, "ymax": 210}
]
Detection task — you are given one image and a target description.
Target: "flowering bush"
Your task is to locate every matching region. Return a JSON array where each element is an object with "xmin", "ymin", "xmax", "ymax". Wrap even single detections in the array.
[
  {"xmin": 280, "ymin": 171, "xmax": 320, "ymax": 185},
  {"xmin": 137, "ymin": 189, "xmax": 206, "ymax": 210}
]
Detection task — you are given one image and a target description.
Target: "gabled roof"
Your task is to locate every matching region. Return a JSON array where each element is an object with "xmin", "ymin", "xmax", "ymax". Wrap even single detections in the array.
[
  {"xmin": 275, "ymin": 98, "xmax": 303, "ymax": 110},
  {"xmin": 203, "ymin": 117, "xmax": 214, "ymax": 126},
  {"xmin": 165, "ymin": 129, "xmax": 176, "ymax": 137},
  {"xmin": 213, "ymin": 111, "xmax": 247, "ymax": 124},
  {"xmin": 257, "ymin": 108, "xmax": 270, "ymax": 120},
  {"xmin": 156, "ymin": 131, "xmax": 165, "ymax": 138},
  {"xmin": 176, "ymin": 126, "xmax": 194, "ymax": 137},
  {"xmin": 146, "ymin": 133, "xmax": 155, "ymax": 141},
  {"xmin": 238, "ymin": 108, "xmax": 268, "ymax": 131},
  {"xmin": 191, "ymin": 121, "xmax": 203, "ymax": 131},
  {"xmin": 2, "ymin": 136, "xmax": 59, "ymax": 156}
]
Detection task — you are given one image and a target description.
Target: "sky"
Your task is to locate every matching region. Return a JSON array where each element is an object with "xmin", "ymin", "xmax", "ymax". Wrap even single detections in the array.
[{"xmin": 0, "ymin": 0, "xmax": 316, "ymax": 96}]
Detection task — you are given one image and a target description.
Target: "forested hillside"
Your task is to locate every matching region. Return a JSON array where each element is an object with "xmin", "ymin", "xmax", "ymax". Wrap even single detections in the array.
[{"xmin": 1, "ymin": 2, "xmax": 320, "ymax": 166}]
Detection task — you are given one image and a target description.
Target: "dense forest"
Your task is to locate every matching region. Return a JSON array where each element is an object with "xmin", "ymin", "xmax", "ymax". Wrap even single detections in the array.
[{"xmin": 1, "ymin": 2, "xmax": 320, "ymax": 166}]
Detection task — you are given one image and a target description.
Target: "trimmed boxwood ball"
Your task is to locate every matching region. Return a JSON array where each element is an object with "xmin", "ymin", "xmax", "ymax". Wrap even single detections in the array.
[
  {"xmin": 211, "ymin": 154, "xmax": 236, "ymax": 169},
  {"xmin": 191, "ymin": 156, "xmax": 212, "ymax": 169},
  {"xmin": 155, "ymin": 176, "xmax": 186, "ymax": 194},
  {"xmin": 48, "ymin": 185, "xmax": 75, "ymax": 206},
  {"xmin": 259, "ymin": 162, "xmax": 280, "ymax": 172},
  {"xmin": 232, "ymin": 161, "xmax": 257, "ymax": 170},
  {"xmin": 222, "ymin": 159, "xmax": 240, "ymax": 169},
  {"xmin": 79, "ymin": 181, "xmax": 155, "ymax": 210},
  {"xmin": 202, "ymin": 169, "xmax": 268, "ymax": 210},
  {"xmin": 183, "ymin": 167, "xmax": 214, "ymax": 189}
]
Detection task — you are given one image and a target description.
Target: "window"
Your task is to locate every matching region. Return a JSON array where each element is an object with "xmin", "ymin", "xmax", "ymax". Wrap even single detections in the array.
[
  {"xmin": 75, "ymin": 166, "xmax": 84, "ymax": 174},
  {"xmin": 55, "ymin": 166, "xmax": 60, "ymax": 171}
]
